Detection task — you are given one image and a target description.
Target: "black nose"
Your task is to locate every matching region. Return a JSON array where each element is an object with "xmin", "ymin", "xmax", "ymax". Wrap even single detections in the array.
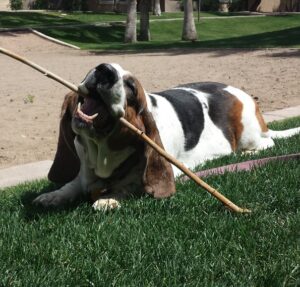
[{"xmin": 95, "ymin": 63, "xmax": 118, "ymax": 89}]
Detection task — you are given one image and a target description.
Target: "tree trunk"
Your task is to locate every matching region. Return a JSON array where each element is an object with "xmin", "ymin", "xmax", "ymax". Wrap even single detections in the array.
[
  {"xmin": 113, "ymin": 0, "xmax": 117, "ymax": 12},
  {"xmin": 124, "ymin": 0, "xmax": 137, "ymax": 43},
  {"xmin": 182, "ymin": 0, "xmax": 198, "ymax": 41},
  {"xmin": 139, "ymin": 0, "xmax": 151, "ymax": 41},
  {"xmin": 153, "ymin": 0, "xmax": 161, "ymax": 16}
]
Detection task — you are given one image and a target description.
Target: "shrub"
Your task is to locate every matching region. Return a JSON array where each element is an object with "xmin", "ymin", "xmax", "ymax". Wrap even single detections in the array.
[
  {"xmin": 29, "ymin": 0, "xmax": 88, "ymax": 11},
  {"xmin": 179, "ymin": 0, "xmax": 219, "ymax": 11},
  {"xmin": 179, "ymin": 0, "xmax": 248, "ymax": 12},
  {"xmin": 200, "ymin": 0, "xmax": 219, "ymax": 11},
  {"xmin": 9, "ymin": 0, "xmax": 22, "ymax": 10},
  {"xmin": 60, "ymin": 0, "xmax": 87, "ymax": 11},
  {"xmin": 30, "ymin": 0, "xmax": 48, "ymax": 9},
  {"xmin": 230, "ymin": 0, "xmax": 248, "ymax": 11}
]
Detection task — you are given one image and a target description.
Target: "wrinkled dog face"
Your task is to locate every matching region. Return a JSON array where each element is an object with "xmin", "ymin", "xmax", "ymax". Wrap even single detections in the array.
[{"xmin": 73, "ymin": 63, "xmax": 143, "ymax": 138}]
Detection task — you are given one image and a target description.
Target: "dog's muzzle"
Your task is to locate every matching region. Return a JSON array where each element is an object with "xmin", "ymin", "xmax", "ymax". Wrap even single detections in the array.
[{"xmin": 78, "ymin": 63, "xmax": 119, "ymax": 95}]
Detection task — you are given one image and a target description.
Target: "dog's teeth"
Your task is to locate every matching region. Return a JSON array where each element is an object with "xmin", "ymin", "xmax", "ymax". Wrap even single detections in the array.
[
  {"xmin": 90, "ymin": 113, "xmax": 98, "ymax": 120},
  {"xmin": 76, "ymin": 102, "xmax": 98, "ymax": 123}
]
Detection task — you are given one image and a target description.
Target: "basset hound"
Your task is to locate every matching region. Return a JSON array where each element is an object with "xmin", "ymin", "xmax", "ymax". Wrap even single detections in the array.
[{"xmin": 33, "ymin": 63, "xmax": 300, "ymax": 210}]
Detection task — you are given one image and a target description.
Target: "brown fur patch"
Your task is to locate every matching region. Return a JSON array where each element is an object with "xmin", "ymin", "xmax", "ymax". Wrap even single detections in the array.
[
  {"xmin": 108, "ymin": 76, "xmax": 147, "ymax": 150},
  {"xmin": 108, "ymin": 75, "xmax": 176, "ymax": 198},
  {"xmin": 228, "ymin": 97, "xmax": 244, "ymax": 151},
  {"xmin": 255, "ymin": 101, "xmax": 268, "ymax": 133},
  {"xmin": 48, "ymin": 91, "xmax": 80, "ymax": 183},
  {"xmin": 60, "ymin": 91, "xmax": 79, "ymax": 118},
  {"xmin": 141, "ymin": 109, "xmax": 176, "ymax": 198}
]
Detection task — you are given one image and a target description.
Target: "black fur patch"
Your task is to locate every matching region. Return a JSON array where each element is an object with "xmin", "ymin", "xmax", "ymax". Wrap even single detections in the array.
[
  {"xmin": 180, "ymin": 82, "xmax": 235, "ymax": 145},
  {"xmin": 149, "ymin": 95, "xmax": 157, "ymax": 107},
  {"xmin": 155, "ymin": 89, "xmax": 204, "ymax": 151}
]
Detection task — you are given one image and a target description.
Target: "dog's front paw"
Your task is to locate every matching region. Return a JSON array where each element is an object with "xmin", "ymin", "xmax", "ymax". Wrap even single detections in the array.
[
  {"xmin": 32, "ymin": 192, "xmax": 65, "ymax": 208},
  {"xmin": 92, "ymin": 198, "xmax": 120, "ymax": 211}
]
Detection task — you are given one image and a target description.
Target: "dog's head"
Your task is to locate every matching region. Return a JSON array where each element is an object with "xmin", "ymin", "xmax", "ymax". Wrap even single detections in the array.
[
  {"xmin": 49, "ymin": 63, "xmax": 175, "ymax": 199},
  {"xmin": 72, "ymin": 63, "xmax": 147, "ymax": 140}
]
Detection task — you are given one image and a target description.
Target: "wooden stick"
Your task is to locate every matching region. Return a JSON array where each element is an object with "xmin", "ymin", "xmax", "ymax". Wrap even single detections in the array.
[
  {"xmin": 120, "ymin": 118, "xmax": 251, "ymax": 213},
  {"xmin": 0, "ymin": 46, "xmax": 251, "ymax": 213}
]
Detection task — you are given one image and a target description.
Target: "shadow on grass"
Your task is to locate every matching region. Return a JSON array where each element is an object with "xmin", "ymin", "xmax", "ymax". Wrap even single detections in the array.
[
  {"xmin": 0, "ymin": 11, "xmax": 81, "ymax": 28},
  {"xmin": 20, "ymin": 182, "xmax": 88, "ymax": 222},
  {"xmin": 38, "ymin": 23, "xmax": 125, "ymax": 45},
  {"xmin": 85, "ymin": 26, "xmax": 300, "ymax": 54}
]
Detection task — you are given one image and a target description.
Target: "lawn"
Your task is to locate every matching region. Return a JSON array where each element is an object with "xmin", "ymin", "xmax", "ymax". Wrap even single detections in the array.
[
  {"xmin": 0, "ymin": 117, "xmax": 299, "ymax": 286},
  {"xmin": 0, "ymin": 11, "xmax": 126, "ymax": 28},
  {"xmin": 1, "ymin": 12, "xmax": 300, "ymax": 50},
  {"xmin": 0, "ymin": 11, "xmax": 239, "ymax": 29},
  {"xmin": 37, "ymin": 14, "xmax": 300, "ymax": 50}
]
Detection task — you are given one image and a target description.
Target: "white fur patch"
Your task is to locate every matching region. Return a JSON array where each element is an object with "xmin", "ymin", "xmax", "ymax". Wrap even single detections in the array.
[
  {"xmin": 76, "ymin": 134, "xmax": 135, "ymax": 179},
  {"xmin": 97, "ymin": 63, "xmax": 131, "ymax": 118},
  {"xmin": 147, "ymin": 90, "xmax": 232, "ymax": 176},
  {"xmin": 98, "ymin": 79, "xmax": 126, "ymax": 117},
  {"xmin": 93, "ymin": 198, "xmax": 121, "ymax": 211},
  {"xmin": 224, "ymin": 85, "xmax": 270, "ymax": 150}
]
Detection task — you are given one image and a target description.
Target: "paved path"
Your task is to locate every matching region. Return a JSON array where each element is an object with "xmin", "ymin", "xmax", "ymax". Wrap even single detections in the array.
[{"xmin": 0, "ymin": 105, "xmax": 299, "ymax": 189}]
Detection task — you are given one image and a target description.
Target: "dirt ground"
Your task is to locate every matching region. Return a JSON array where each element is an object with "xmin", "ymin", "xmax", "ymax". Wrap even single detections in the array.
[{"xmin": 0, "ymin": 31, "xmax": 299, "ymax": 169}]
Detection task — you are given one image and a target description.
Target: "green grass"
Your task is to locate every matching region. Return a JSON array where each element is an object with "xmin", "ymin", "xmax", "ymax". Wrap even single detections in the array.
[
  {"xmin": 1, "ymin": 11, "xmax": 299, "ymax": 50},
  {"xmin": 0, "ymin": 11, "xmax": 227, "ymax": 29},
  {"xmin": 37, "ymin": 14, "xmax": 300, "ymax": 50},
  {"xmin": 0, "ymin": 11, "xmax": 126, "ymax": 28},
  {"xmin": 0, "ymin": 117, "xmax": 299, "ymax": 286}
]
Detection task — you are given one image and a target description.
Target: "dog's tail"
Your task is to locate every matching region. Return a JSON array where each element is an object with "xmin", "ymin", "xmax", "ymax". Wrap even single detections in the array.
[{"xmin": 267, "ymin": 127, "xmax": 300, "ymax": 139}]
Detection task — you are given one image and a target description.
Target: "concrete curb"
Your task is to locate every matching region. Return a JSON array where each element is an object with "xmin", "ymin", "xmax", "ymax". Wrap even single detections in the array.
[
  {"xmin": 263, "ymin": 105, "xmax": 300, "ymax": 123},
  {"xmin": 0, "ymin": 160, "xmax": 53, "ymax": 189},
  {"xmin": 0, "ymin": 105, "xmax": 299, "ymax": 189},
  {"xmin": 30, "ymin": 29, "xmax": 81, "ymax": 50}
]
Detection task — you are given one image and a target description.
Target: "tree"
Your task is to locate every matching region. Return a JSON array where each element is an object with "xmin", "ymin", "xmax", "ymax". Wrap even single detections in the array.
[
  {"xmin": 139, "ymin": 0, "xmax": 151, "ymax": 41},
  {"xmin": 113, "ymin": 0, "xmax": 117, "ymax": 12},
  {"xmin": 153, "ymin": 0, "xmax": 161, "ymax": 16},
  {"xmin": 9, "ymin": 0, "xmax": 22, "ymax": 10},
  {"xmin": 124, "ymin": 0, "xmax": 137, "ymax": 43},
  {"xmin": 182, "ymin": 0, "xmax": 198, "ymax": 41}
]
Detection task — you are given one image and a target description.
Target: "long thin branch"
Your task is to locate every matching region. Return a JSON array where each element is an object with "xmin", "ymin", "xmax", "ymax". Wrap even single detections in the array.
[
  {"xmin": 120, "ymin": 118, "xmax": 250, "ymax": 213},
  {"xmin": 0, "ymin": 46, "xmax": 251, "ymax": 213}
]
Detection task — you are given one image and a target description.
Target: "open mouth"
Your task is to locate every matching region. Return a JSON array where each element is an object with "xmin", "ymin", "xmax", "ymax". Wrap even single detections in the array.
[
  {"xmin": 77, "ymin": 102, "xmax": 98, "ymax": 124},
  {"xmin": 73, "ymin": 96, "xmax": 115, "ymax": 135}
]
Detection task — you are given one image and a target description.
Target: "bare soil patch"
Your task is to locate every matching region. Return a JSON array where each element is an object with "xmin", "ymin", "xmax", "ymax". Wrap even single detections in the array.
[{"xmin": 0, "ymin": 31, "xmax": 299, "ymax": 168}]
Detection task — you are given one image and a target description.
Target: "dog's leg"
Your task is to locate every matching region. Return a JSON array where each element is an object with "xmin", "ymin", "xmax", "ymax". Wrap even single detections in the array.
[
  {"xmin": 33, "ymin": 137, "xmax": 98, "ymax": 208},
  {"xmin": 92, "ymin": 184, "xmax": 140, "ymax": 211},
  {"xmin": 32, "ymin": 176, "xmax": 84, "ymax": 208},
  {"xmin": 93, "ymin": 198, "xmax": 121, "ymax": 211},
  {"xmin": 92, "ymin": 190, "xmax": 125, "ymax": 211}
]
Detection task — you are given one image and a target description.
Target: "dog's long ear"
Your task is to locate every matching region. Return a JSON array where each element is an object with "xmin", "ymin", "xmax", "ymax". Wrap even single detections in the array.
[
  {"xmin": 135, "ymin": 81, "xmax": 176, "ymax": 198},
  {"xmin": 48, "ymin": 92, "xmax": 80, "ymax": 183},
  {"xmin": 141, "ymin": 110, "xmax": 176, "ymax": 198}
]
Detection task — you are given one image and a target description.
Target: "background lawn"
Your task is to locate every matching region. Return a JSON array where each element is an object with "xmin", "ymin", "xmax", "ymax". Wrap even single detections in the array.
[
  {"xmin": 0, "ymin": 12, "xmax": 299, "ymax": 50},
  {"xmin": 37, "ymin": 14, "xmax": 300, "ymax": 50},
  {"xmin": 0, "ymin": 117, "xmax": 299, "ymax": 286},
  {"xmin": 0, "ymin": 11, "xmax": 243, "ymax": 29}
]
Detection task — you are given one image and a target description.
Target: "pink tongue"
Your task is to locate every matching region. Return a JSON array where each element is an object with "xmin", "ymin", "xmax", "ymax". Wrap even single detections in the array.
[{"xmin": 81, "ymin": 97, "xmax": 99, "ymax": 116}]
